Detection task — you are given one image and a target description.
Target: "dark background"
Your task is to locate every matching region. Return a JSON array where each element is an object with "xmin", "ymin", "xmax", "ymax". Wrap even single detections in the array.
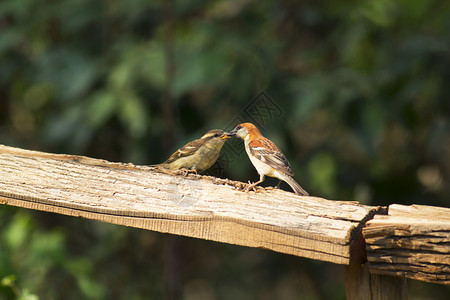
[{"xmin": 1, "ymin": 0, "xmax": 449, "ymax": 299}]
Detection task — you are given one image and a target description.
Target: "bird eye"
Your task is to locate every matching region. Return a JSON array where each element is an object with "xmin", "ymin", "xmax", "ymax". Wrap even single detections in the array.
[
  {"xmin": 214, "ymin": 133, "xmax": 220, "ymax": 137},
  {"xmin": 236, "ymin": 125, "xmax": 242, "ymax": 130}
]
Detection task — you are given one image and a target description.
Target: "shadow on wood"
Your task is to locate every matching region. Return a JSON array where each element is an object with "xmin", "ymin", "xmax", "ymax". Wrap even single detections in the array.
[{"xmin": 345, "ymin": 264, "xmax": 407, "ymax": 300}]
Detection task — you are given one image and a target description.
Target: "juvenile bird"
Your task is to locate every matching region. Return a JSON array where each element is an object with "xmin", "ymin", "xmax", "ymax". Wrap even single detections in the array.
[
  {"xmin": 156, "ymin": 129, "xmax": 230, "ymax": 174},
  {"xmin": 228, "ymin": 123, "xmax": 309, "ymax": 196}
]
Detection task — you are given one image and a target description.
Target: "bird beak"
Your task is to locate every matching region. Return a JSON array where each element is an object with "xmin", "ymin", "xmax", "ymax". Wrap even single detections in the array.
[
  {"xmin": 228, "ymin": 128, "xmax": 238, "ymax": 136},
  {"xmin": 219, "ymin": 133, "xmax": 233, "ymax": 140}
]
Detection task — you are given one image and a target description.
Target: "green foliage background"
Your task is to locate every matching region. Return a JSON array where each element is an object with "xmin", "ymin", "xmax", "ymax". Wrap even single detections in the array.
[{"xmin": 0, "ymin": 0, "xmax": 449, "ymax": 299}]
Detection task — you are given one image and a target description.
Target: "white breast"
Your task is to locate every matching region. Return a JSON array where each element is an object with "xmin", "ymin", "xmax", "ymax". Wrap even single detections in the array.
[{"xmin": 244, "ymin": 139, "xmax": 275, "ymax": 177}]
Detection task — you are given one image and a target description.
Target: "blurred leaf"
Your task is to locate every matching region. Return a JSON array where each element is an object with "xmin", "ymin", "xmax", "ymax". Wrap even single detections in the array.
[
  {"xmin": 4, "ymin": 213, "xmax": 31, "ymax": 250},
  {"xmin": 77, "ymin": 275, "xmax": 106, "ymax": 299},
  {"xmin": 35, "ymin": 50, "xmax": 98, "ymax": 102},
  {"xmin": 172, "ymin": 27, "xmax": 232, "ymax": 97},
  {"xmin": 28, "ymin": 229, "xmax": 65, "ymax": 266},
  {"xmin": 294, "ymin": 74, "xmax": 330, "ymax": 119},
  {"xmin": 1, "ymin": 275, "xmax": 17, "ymax": 287},
  {"xmin": 67, "ymin": 259, "xmax": 106, "ymax": 299},
  {"xmin": 18, "ymin": 289, "xmax": 39, "ymax": 300},
  {"xmin": 362, "ymin": 100, "xmax": 385, "ymax": 142},
  {"xmin": 140, "ymin": 42, "xmax": 166, "ymax": 88},
  {"xmin": 359, "ymin": 0, "xmax": 396, "ymax": 26},
  {"xmin": 308, "ymin": 151, "xmax": 337, "ymax": 196},
  {"xmin": 0, "ymin": 29, "xmax": 22, "ymax": 55},
  {"xmin": 118, "ymin": 95, "xmax": 148, "ymax": 138},
  {"xmin": 86, "ymin": 91, "xmax": 117, "ymax": 128}
]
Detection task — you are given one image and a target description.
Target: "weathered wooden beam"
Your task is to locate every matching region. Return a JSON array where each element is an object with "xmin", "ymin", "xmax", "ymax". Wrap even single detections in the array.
[
  {"xmin": 363, "ymin": 204, "xmax": 450, "ymax": 285},
  {"xmin": 0, "ymin": 144, "xmax": 382, "ymax": 265}
]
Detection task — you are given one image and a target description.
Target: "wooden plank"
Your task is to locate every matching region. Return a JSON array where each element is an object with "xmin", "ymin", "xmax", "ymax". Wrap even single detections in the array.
[
  {"xmin": 344, "ymin": 264, "xmax": 407, "ymax": 300},
  {"xmin": 363, "ymin": 204, "xmax": 450, "ymax": 285},
  {"xmin": 0, "ymin": 144, "xmax": 383, "ymax": 264}
]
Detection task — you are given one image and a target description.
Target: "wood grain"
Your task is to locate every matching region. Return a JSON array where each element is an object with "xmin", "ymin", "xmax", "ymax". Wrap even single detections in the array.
[
  {"xmin": 363, "ymin": 204, "xmax": 450, "ymax": 285},
  {"xmin": 345, "ymin": 264, "xmax": 407, "ymax": 300},
  {"xmin": 0, "ymin": 144, "xmax": 383, "ymax": 264}
]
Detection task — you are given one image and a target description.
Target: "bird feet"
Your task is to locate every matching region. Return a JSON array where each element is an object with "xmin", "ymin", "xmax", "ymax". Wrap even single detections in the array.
[
  {"xmin": 245, "ymin": 181, "xmax": 258, "ymax": 192},
  {"xmin": 177, "ymin": 168, "xmax": 198, "ymax": 176}
]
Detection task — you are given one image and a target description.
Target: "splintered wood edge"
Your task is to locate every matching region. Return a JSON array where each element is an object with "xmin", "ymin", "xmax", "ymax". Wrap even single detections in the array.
[
  {"xmin": 369, "ymin": 265, "xmax": 450, "ymax": 285},
  {"xmin": 349, "ymin": 206, "xmax": 387, "ymax": 264},
  {"xmin": 362, "ymin": 204, "xmax": 450, "ymax": 285}
]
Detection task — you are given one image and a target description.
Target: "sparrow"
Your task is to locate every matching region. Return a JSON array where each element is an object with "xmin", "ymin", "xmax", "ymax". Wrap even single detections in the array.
[
  {"xmin": 228, "ymin": 123, "xmax": 309, "ymax": 196},
  {"xmin": 156, "ymin": 129, "xmax": 231, "ymax": 174}
]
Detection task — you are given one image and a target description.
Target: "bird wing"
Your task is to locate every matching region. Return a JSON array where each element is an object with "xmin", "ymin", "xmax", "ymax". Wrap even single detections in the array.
[
  {"xmin": 163, "ymin": 139, "xmax": 203, "ymax": 164},
  {"xmin": 248, "ymin": 138, "xmax": 294, "ymax": 176}
]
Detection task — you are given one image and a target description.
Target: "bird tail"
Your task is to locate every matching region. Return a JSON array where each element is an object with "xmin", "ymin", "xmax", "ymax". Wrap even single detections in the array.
[{"xmin": 283, "ymin": 175, "xmax": 309, "ymax": 196}]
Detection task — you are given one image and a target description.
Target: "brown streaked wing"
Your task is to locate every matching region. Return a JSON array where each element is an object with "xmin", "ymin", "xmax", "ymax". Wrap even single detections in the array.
[
  {"xmin": 163, "ymin": 138, "xmax": 204, "ymax": 164},
  {"xmin": 249, "ymin": 139, "xmax": 294, "ymax": 176}
]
